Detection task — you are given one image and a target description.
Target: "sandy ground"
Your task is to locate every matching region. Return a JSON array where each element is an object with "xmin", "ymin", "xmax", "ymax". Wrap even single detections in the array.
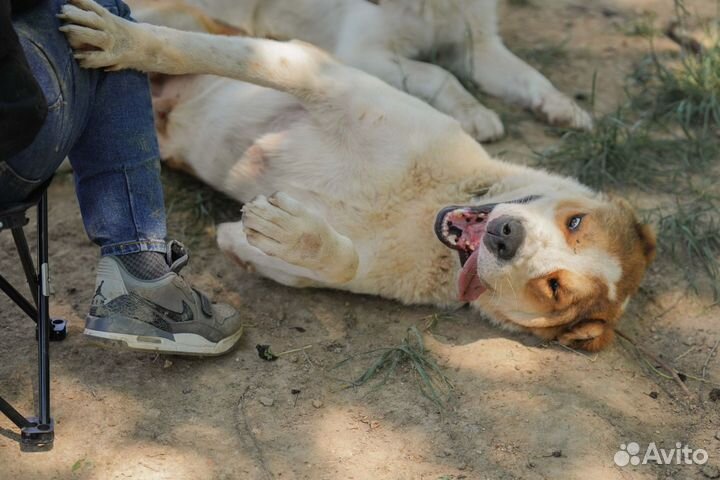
[{"xmin": 2, "ymin": 1, "xmax": 720, "ymax": 479}]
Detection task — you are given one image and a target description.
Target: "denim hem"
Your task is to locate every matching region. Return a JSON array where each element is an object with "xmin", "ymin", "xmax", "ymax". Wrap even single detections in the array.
[{"xmin": 101, "ymin": 240, "xmax": 167, "ymax": 256}]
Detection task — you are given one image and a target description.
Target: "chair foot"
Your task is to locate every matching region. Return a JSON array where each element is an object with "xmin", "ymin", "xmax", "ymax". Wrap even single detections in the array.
[
  {"xmin": 35, "ymin": 318, "xmax": 68, "ymax": 342},
  {"xmin": 20, "ymin": 417, "xmax": 54, "ymax": 450},
  {"xmin": 50, "ymin": 319, "xmax": 68, "ymax": 342}
]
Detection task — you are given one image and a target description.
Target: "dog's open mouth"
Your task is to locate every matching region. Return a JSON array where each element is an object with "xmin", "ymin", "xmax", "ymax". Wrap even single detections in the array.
[
  {"xmin": 434, "ymin": 205, "xmax": 494, "ymax": 302},
  {"xmin": 434, "ymin": 196, "xmax": 540, "ymax": 303}
]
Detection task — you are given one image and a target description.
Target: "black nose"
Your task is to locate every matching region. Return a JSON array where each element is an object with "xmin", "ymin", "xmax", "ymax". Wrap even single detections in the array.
[{"xmin": 483, "ymin": 216, "xmax": 525, "ymax": 261}]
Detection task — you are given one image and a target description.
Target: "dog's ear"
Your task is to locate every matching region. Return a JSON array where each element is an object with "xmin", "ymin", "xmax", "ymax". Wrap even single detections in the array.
[
  {"xmin": 610, "ymin": 197, "xmax": 656, "ymax": 266},
  {"xmin": 635, "ymin": 222, "xmax": 657, "ymax": 265},
  {"xmin": 558, "ymin": 319, "xmax": 615, "ymax": 352}
]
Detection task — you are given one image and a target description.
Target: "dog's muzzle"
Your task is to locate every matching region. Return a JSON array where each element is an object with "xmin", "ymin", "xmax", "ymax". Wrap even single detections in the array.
[{"xmin": 433, "ymin": 195, "xmax": 540, "ymax": 265}]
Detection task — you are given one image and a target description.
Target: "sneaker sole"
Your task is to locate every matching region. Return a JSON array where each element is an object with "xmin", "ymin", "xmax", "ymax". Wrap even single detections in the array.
[{"xmin": 84, "ymin": 326, "xmax": 244, "ymax": 357}]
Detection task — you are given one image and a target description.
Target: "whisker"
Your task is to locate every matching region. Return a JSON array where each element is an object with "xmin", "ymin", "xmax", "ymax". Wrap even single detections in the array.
[{"xmin": 505, "ymin": 275, "xmax": 517, "ymax": 299}]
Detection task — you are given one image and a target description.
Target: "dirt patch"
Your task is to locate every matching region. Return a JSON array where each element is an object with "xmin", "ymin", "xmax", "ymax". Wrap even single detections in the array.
[{"xmin": 2, "ymin": 1, "xmax": 720, "ymax": 479}]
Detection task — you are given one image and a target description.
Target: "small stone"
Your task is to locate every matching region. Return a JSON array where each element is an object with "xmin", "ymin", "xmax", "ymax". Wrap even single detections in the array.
[
  {"xmin": 312, "ymin": 399, "xmax": 323, "ymax": 409},
  {"xmin": 551, "ymin": 450, "xmax": 562, "ymax": 458},
  {"xmin": 649, "ymin": 391, "xmax": 659, "ymax": 399},
  {"xmin": 574, "ymin": 92, "xmax": 589, "ymax": 102},
  {"xmin": 163, "ymin": 360, "xmax": 173, "ymax": 369},
  {"xmin": 714, "ymin": 431, "xmax": 720, "ymax": 441},
  {"xmin": 709, "ymin": 389, "xmax": 720, "ymax": 402},
  {"xmin": 702, "ymin": 465, "xmax": 720, "ymax": 479},
  {"xmin": 182, "ymin": 387, "xmax": 192, "ymax": 394},
  {"xmin": 601, "ymin": 7, "xmax": 619, "ymax": 17},
  {"xmin": 258, "ymin": 396, "xmax": 274, "ymax": 407},
  {"xmin": 683, "ymin": 337, "xmax": 695, "ymax": 346}
]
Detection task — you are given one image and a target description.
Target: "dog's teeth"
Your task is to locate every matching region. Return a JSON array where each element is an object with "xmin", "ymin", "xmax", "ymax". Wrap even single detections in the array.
[
  {"xmin": 448, "ymin": 234, "xmax": 457, "ymax": 244},
  {"xmin": 469, "ymin": 245, "xmax": 475, "ymax": 251}
]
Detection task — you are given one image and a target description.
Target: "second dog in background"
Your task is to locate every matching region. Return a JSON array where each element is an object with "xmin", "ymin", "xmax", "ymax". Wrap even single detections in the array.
[{"xmin": 127, "ymin": 0, "xmax": 593, "ymax": 142}]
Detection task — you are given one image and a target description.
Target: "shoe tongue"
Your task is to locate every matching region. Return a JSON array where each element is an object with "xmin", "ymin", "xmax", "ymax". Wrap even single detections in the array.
[{"xmin": 166, "ymin": 240, "xmax": 190, "ymax": 273}]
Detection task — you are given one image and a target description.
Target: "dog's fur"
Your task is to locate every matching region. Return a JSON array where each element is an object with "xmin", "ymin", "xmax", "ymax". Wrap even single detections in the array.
[
  {"xmin": 125, "ymin": 0, "xmax": 593, "ymax": 142},
  {"xmin": 59, "ymin": 0, "xmax": 655, "ymax": 350}
]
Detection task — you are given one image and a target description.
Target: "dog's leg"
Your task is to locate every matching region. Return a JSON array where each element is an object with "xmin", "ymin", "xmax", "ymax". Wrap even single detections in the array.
[
  {"xmin": 216, "ymin": 221, "xmax": 322, "ymax": 288},
  {"xmin": 232, "ymin": 192, "xmax": 359, "ymax": 285},
  {"xmin": 465, "ymin": 39, "xmax": 593, "ymax": 130},
  {"xmin": 343, "ymin": 53, "xmax": 503, "ymax": 142},
  {"xmin": 59, "ymin": 0, "xmax": 338, "ymax": 101},
  {"xmin": 60, "ymin": 0, "xmax": 465, "ymax": 162}
]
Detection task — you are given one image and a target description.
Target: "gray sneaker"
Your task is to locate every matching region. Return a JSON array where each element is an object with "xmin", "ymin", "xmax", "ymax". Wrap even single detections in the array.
[{"xmin": 85, "ymin": 241, "xmax": 243, "ymax": 356}]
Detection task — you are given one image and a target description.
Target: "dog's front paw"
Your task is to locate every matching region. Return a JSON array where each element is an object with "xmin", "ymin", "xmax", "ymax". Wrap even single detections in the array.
[
  {"xmin": 455, "ymin": 104, "xmax": 505, "ymax": 143},
  {"xmin": 557, "ymin": 320, "xmax": 613, "ymax": 352},
  {"xmin": 242, "ymin": 192, "xmax": 358, "ymax": 283},
  {"xmin": 58, "ymin": 0, "xmax": 137, "ymax": 70},
  {"xmin": 535, "ymin": 90, "xmax": 593, "ymax": 131}
]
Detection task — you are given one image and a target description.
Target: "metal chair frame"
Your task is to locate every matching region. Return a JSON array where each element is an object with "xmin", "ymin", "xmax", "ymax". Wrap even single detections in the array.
[{"xmin": 0, "ymin": 183, "xmax": 67, "ymax": 450}]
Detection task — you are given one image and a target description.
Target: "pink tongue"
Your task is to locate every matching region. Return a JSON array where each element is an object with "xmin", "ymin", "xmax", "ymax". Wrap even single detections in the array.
[{"xmin": 458, "ymin": 249, "xmax": 486, "ymax": 302}]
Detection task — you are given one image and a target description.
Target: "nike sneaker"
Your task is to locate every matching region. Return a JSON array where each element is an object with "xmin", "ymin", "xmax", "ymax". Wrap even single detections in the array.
[{"xmin": 84, "ymin": 241, "xmax": 243, "ymax": 356}]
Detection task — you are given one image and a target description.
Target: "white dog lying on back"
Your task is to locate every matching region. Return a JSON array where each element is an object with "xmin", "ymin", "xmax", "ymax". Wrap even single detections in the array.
[
  {"xmin": 126, "ymin": 0, "xmax": 593, "ymax": 142},
  {"xmin": 59, "ymin": 0, "xmax": 654, "ymax": 351}
]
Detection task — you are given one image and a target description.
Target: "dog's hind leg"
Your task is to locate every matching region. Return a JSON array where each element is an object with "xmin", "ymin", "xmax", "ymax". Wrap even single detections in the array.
[
  {"xmin": 460, "ymin": 38, "xmax": 593, "ymax": 130},
  {"xmin": 343, "ymin": 53, "xmax": 504, "ymax": 142}
]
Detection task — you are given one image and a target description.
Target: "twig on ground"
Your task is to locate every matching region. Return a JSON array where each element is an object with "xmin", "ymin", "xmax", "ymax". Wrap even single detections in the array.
[
  {"xmin": 554, "ymin": 342, "xmax": 599, "ymax": 362},
  {"xmin": 615, "ymin": 329, "xmax": 692, "ymax": 396},
  {"xmin": 665, "ymin": 20, "xmax": 704, "ymax": 56},
  {"xmin": 276, "ymin": 345, "xmax": 313, "ymax": 357},
  {"xmin": 674, "ymin": 345, "xmax": 696, "ymax": 361},
  {"xmin": 702, "ymin": 339, "xmax": 720, "ymax": 379},
  {"xmin": 655, "ymin": 295, "xmax": 683, "ymax": 320}
]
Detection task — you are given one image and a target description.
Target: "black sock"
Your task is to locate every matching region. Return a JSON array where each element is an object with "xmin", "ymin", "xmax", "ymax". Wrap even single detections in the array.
[{"xmin": 117, "ymin": 251, "xmax": 170, "ymax": 280}]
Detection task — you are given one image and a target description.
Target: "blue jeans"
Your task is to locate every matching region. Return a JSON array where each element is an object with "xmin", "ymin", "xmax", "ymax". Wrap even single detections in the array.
[{"xmin": 1, "ymin": 0, "xmax": 167, "ymax": 256}]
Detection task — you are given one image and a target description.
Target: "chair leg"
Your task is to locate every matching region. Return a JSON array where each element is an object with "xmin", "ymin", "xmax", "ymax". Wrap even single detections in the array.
[
  {"xmin": 0, "ymin": 396, "xmax": 32, "ymax": 430},
  {"xmin": 37, "ymin": 192, "xmax": 50, "ymax": 425},
  {"xmin": 0, "ymin": 272, "xmax": 38, "ymax": 320},
  {"xmin": 19, "ymin": 192, "xmax": 54, "ymax": 448}
]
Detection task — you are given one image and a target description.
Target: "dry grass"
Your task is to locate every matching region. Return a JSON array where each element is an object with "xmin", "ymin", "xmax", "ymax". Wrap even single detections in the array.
[{"xmin": 331, "ymin": 326, "xmax": 454, "ymax": 408}]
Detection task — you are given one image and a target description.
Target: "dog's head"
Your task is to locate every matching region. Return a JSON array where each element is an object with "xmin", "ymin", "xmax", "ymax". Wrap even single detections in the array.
[{"xmin": 435, "ymin": 182, "xmax": 655, "ymax": 351}]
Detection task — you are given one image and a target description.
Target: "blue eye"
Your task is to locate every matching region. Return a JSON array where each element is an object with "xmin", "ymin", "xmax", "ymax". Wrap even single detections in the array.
[{"xmin": 567, "ymin": 215, "xmax": 584, "ymax": 231}]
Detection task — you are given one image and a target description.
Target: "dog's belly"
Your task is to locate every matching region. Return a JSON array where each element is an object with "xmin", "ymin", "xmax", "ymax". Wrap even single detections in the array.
[{"xmin": 159, "ymin": 75, "xmax": 308, "ymax": 190}]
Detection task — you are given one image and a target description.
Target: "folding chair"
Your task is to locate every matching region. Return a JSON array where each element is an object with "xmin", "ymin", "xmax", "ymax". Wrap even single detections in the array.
[{"xmin": 0, "ymin": 178, "xmax": 68, "ymax": 450}]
